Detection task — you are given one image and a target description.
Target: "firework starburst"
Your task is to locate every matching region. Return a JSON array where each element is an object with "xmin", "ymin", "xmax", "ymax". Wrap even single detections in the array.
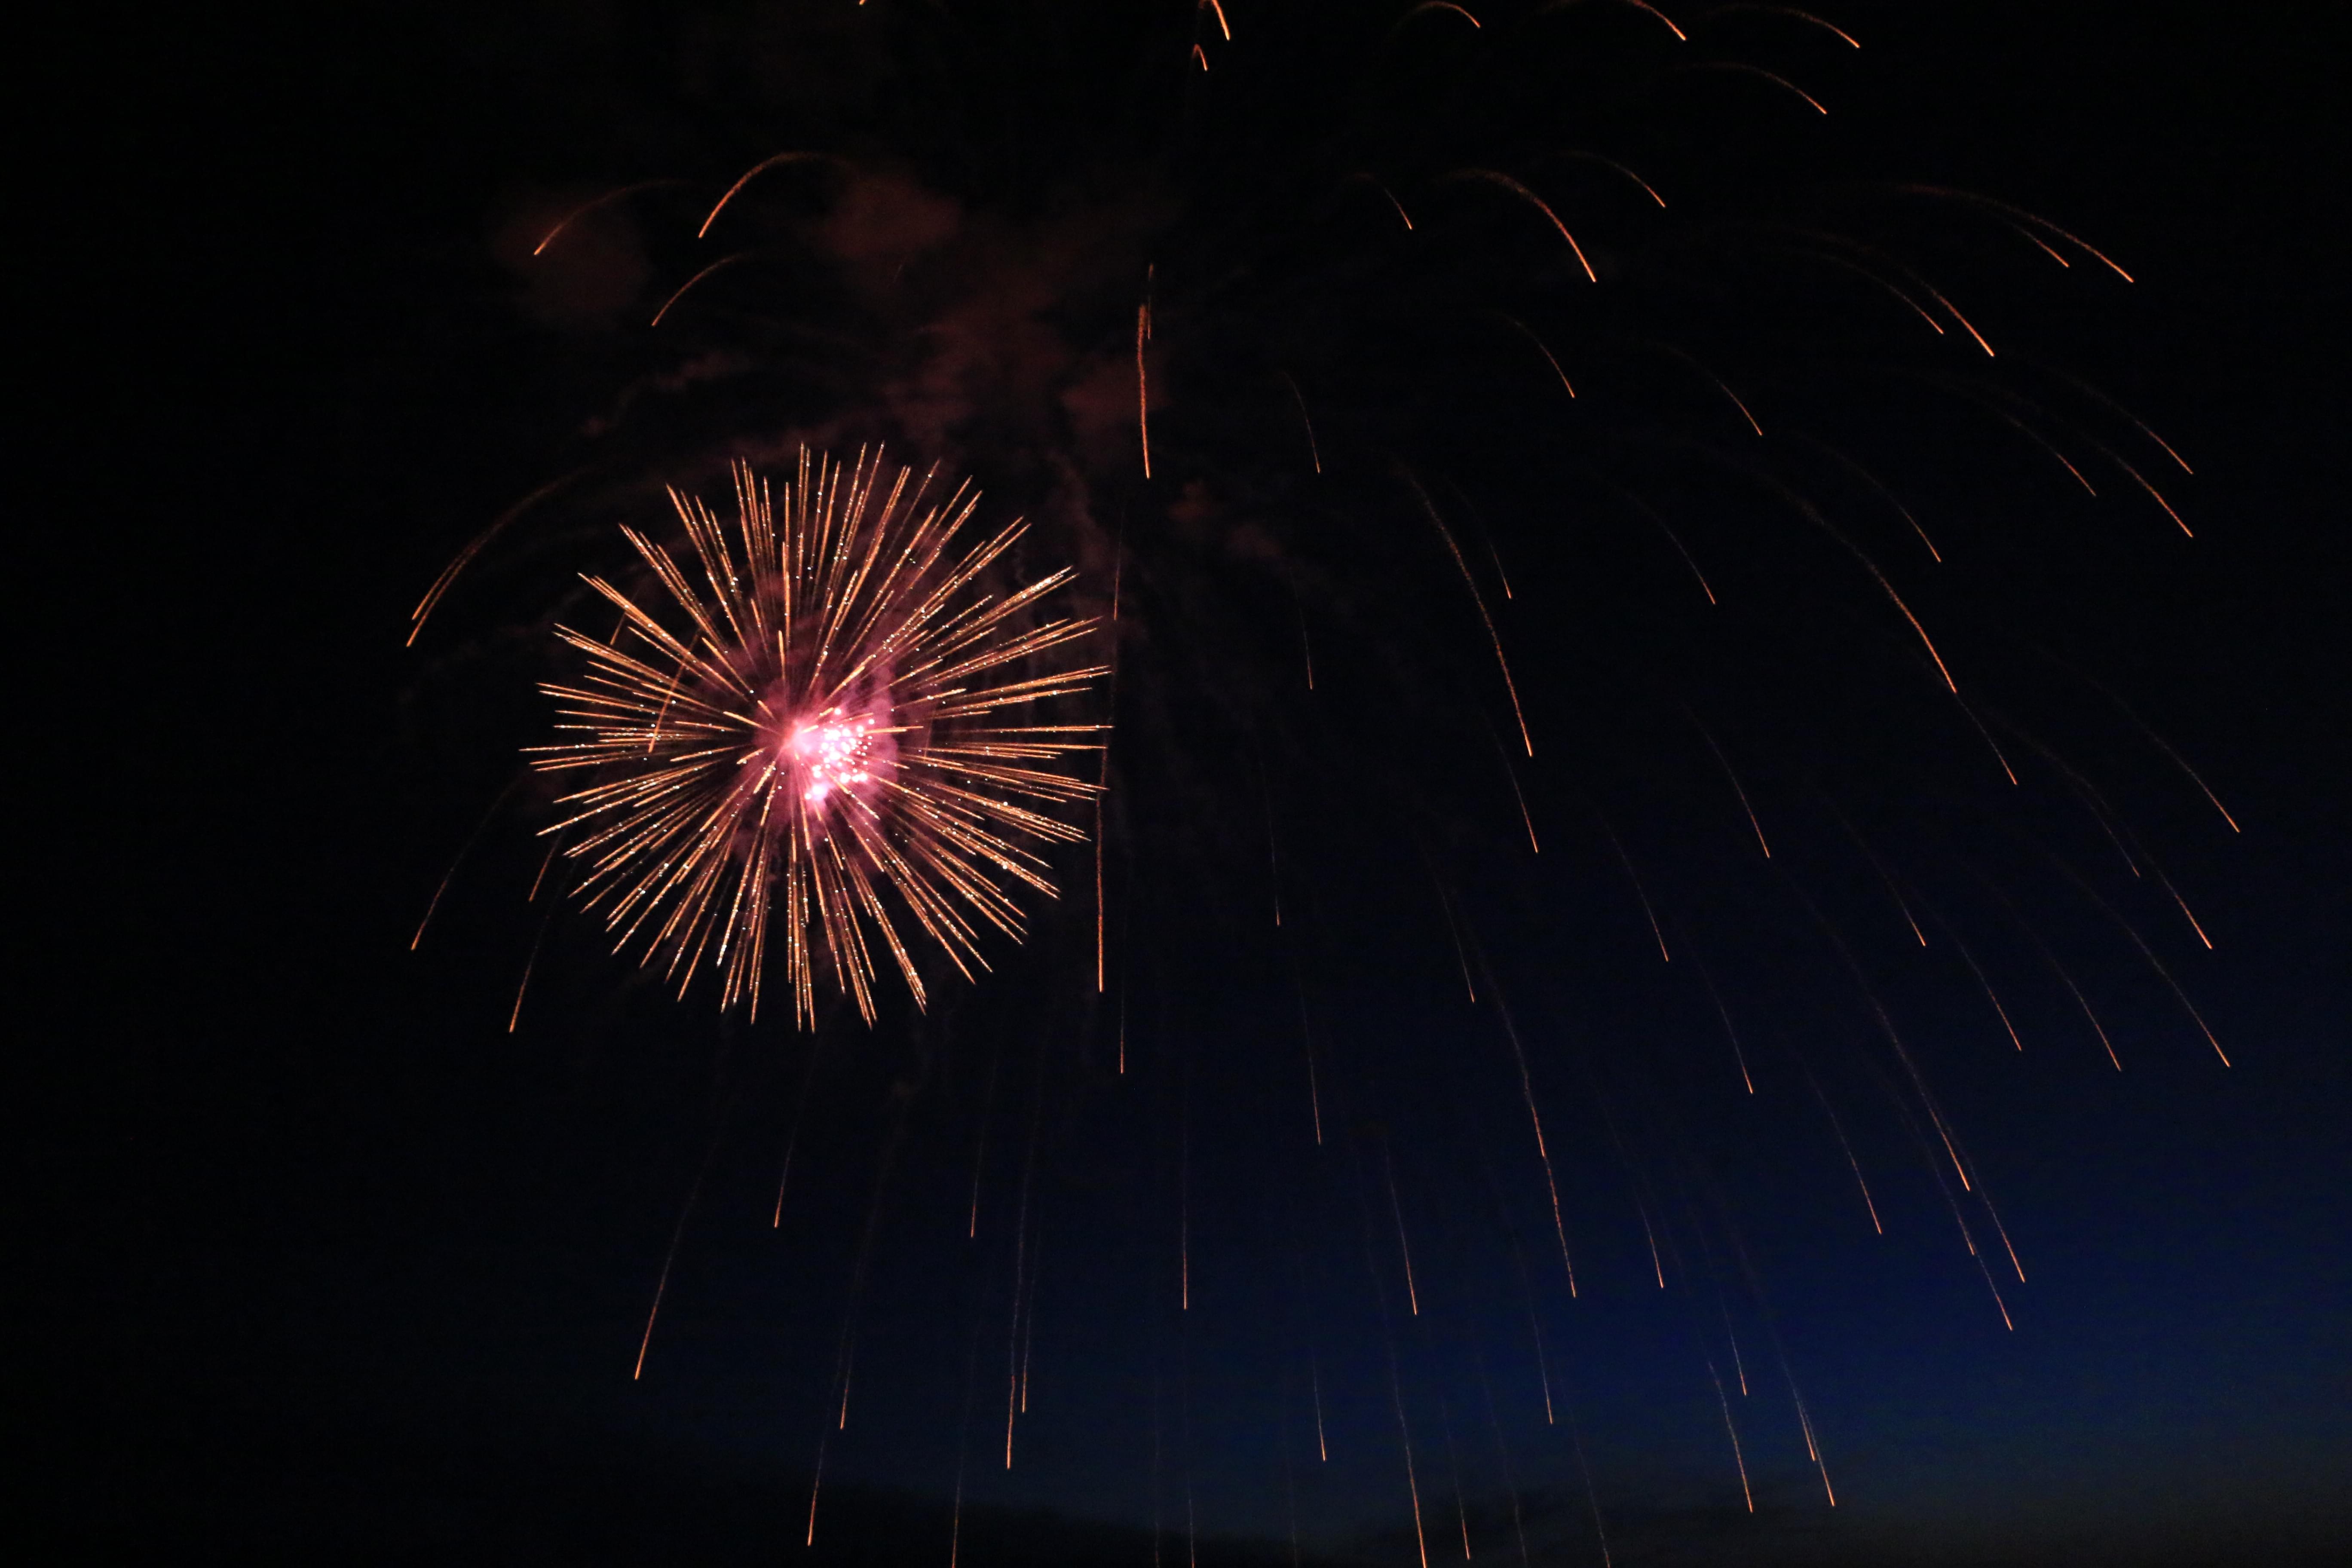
[{"xmin": 530, "ymin": 447, "xmax": 1106, "ymax": 1026}]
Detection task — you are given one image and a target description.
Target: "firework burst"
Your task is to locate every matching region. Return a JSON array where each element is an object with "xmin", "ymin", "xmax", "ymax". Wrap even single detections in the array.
[{"xmin": 529, "ymin": 447, "xmax": 1106, "ymax": 1026}]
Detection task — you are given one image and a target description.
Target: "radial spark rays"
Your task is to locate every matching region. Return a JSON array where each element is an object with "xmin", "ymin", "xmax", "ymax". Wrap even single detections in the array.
[{"xmin": 529, "ymin": 448, "xmax": 1107, "ymax": 1026}]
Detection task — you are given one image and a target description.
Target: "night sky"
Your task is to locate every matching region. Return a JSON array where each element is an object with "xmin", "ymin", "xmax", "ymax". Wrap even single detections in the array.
[{"xmin": 29, "ymin": 3, "xmax": 2352, "ymax": 1565}]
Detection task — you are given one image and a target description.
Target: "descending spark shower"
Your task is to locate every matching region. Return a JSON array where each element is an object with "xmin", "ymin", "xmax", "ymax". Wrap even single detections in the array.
[{"xmin": 408, "ymin": 2, "xmax": 2243, "ymax": 1559}]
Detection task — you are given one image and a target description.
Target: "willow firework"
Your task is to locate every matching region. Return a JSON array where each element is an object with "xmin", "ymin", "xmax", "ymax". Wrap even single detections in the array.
[{"xmin": 528, "ymin": 448, "xmax": 1105, "ymax": 1026}]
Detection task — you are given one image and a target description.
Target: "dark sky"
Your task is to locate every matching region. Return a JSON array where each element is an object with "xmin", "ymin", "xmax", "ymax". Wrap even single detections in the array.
[{"xmin": 29, "ymin": 3, "xmax": 2351, "ymax": 1565}]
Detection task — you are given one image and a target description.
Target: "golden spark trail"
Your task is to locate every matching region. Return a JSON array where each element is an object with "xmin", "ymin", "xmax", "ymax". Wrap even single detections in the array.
[
  {"xmin": 648, "ymin": 252, "xmax": 748, "ymax": 325},
  {"xmin": 1404, "ymin": 472, "xmax": 1532, "ymax": 754},
  {"xmin": 1380, "ymin": 1137, "xmax": 1422, "ymax": 1316},
  {"xmin": 1490, "ymin": 984, "xmax": 1580, "ymax": 1297},
  {"xmin": 1686, "ymin": 711, "xmax": 1772, "ymax": 858},
  {"xmin": 531, "ymin": 179, "xmax": 687, "ymax": 256},
  {"xmin": 633, "ymin": 1133, "xmax": 722, "ymax": 1381},
  {"xmin": 507, "ymin": 914, "xmax": 552, "ymax": 1033},
  {"xmin": 1707, "ymin": 1360, "xmax": 1755, "ymax": 1512},
  {"xmin": 1803, "ymin": 1066, "xmax": 1884, "ymax": 1235},
  {"xmin": 1692, "ymin": 956, "xmax": 1755, "ymax": 1094},
  {"xmin": 1589, "ymin": 802, "xmax": 1672, "ymax": 960},
  {"xmin": 698, "ymin": 150, "xmax": 828, "ymax": 238},
  {"xmin": 1445, "ymin": 170, "xmax": 1596, "ymax": 282},
  {"xmin": 1932, "ymin": 913, "xmax": 2026, "ymax": 1052},
  {"xmin": 1279, "ymin": 371, "xmax": 1323, "ymax": 472},
  {"xmin": 1137, "ymin": 273, "xmax": 1155, "ymax": 478},
  {"xmin": 2047, "ymin": 855, "xmax": 2231, "ymax": 1066}
]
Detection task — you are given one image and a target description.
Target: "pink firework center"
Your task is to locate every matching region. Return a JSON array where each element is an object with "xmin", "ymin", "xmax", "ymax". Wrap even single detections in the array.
[{"xmin": 785, "ymin": 712, "xmax": 884, "ymax": 804}]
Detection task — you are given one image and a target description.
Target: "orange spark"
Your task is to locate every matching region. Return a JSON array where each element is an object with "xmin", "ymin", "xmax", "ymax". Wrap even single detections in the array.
[
  {"xmin": 1445, "ymin": 169, "xmax": 1596, "ymax": 281},
  {"xmin": 698, "ymin": 150, "xmax": 827, "ymax": 239}
]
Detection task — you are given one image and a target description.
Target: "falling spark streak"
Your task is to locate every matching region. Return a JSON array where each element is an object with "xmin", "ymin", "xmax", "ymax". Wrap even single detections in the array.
[
  {"xmin": 1685, "ymin": 711, "xmax": 1772, "ymax": 858},
  {"xmin": 2094, "ymin": 441, "xmax": 2195, "ymax": 536},
  {"xmin": 633, "ymin": 1133, "xmax": 722, "ymax": 1380},
  {"xmin": 1467, "ymin": 1330, "xmax": 1534, "ymax": 1567},
  {"xmin": 2046, "ymin": 855, "xmax": 2231, "ymax": 1066},
  {"xmin": 1803, "ymin": 896, "xmax": 1978, "ymax": 1189},
  {"xmin": 2064, "ymin": 666, "xmax": 2240, "ymax": 833},
  {"xmin": 1287, "ymin": 562, "xmax": 1317, "ymax": 689},
  {"xmin": 1259, "ymin": 758, "xmax": 1284, "ymax": 927},
  {"xmin": 1356, "ymin": 1176, "xmax": 1431, "ymax": 1568},
  {"xmin": 1403, "ymin": 472, "xmax": 1531, "ymax": 754},
  {"xmin": 945, "ymin": 1252, "xmax": 991, "ymax": 1568},
  {"xmin": 1407, "ymin": 2, "xmax": 1482, "ymax": 31},
  {"xmin": 648, "ymin": 252, "xmax": 748, "ymax": 325},
  {"xmin": 1489, "ymin": 983, "xmax": 1580, "ymax": 1297},
  {"xmin": 1424, "ymin": 863, "xmax": 1479, "ymax": 1004},
  {"xmin": 527, "ymin": 832, "xmax": 564, "ymax": 901},
  {"xmin": 1097, "ymin": 540, "xmax": 1123, "ymax": 990},
  {"xmin": 1137, "ymin": 273, "xmax": 1155, "ymax": 478},
  {"xmin": 1380, "ymin": 1137, "xmax": 1422, "ymax": 1315},
  {"xmin": 532, "ymin": 179, "xmax": 686, "ymax": 256},
  {"xmin": 1635, "ymin": 1196, "xmax": 1667, "ymax": 1288},
  {"xmin": 1279, "ymin": 371, "xmax": 1323, "ymax": 473},
  {"xmin": 1501, "ymin": 756, "xmax": 1540, "ymax": 853},
  {"xmin": 968, "ymin": 1038, "xmax": 1001, "ymax": 1238},
  {"xmin": 1692, "ymin": 956, "xmax": 1755, "ymax": 1093},
  {"xmin": 1444, "ymin": 170, "xmax": 1596, "ymax": 281},
  {"xmin": 1558, "ymin": 0, "xmax": 1687, "ymax": 42},
  {"xmin": 1683, "ymin": 61, "xmax": 1828, "ymax": 115},
  {"xmin": 1801, "ymin": 1063, "xmax": 1883, "ymax": 1233},
  {"xmin": 1729, "ymin": 5, "xmax": 1862, "ymax": 49},
  {"xmin": 1615, "ymin": 490, "xmax": 1717, "ymax": 606},
  {"xmin": 1788, "ymin": 1384, "xmax": 1838, "ymax": 1504},
  {"xmin": 1019, "ymin": 1225, "xmax": 1044, "ymax": 1412},
  {"xmin": 1494, "ymin": 313, "xmax": 1576, "ymax": 397},
  {"xmin": 1292, "ymin": 963, "xmax": 1325, "ymax": 1144},
  {"xmin": 1981, "ymin": 1191, "xmax": 2028, "ymax": 1283},
  {"xmin": 1897, "ymin": 186, "xmax": 2136, "ymax": 281},
  {"xmin": 812, "ymin": 1107, "xmax": 910, "ymax": 1538},
  {"xmin": 1436, "ymin": 1394, "xmax": 1474, "ymax": 1559},
  {"xmin": 697, "ymin": 150, "xmax": 828, "ymax": 238},
  {"xmin": 1179, "ymin": 1057, "xmax": 1192, "ymax": 1312},
  {"xmin": 1912, "ymin": 1116, "xmax": 2015, "ymax": 1329},
  {"xmin": 1369, "ymin": 178, "xmax": 1416, "ymax": 231},
  {"xmin": 528, "ymin": 449, "xmax": 1104, "ymax": 1027},
  {"xmin": 1568, "ymin": 1412, "xmax": 1616, "ymax": 1566},
  {"xmin": 410, "ymin": 782, "xmax": 519, "ymax": 948},
  {"xmin": 1590, "ymin": 808, "xmax": 1669, "ymax": 961},
  {"xmin": 1556, "ymin": 150, "xmax": 1668, "ymax": 207},
  {"xmin": 805, "ymin": 1439, "xmax": 827, "ymax": 1547},
  {"xmin": 507, "ymin": 914, "xmax": 553, "ymax": 1033},
  {"xmin": 1932, "ymin": 912, "xmax": 2026, "ymax": 1052},
  {"xmin": 1006, "ymin": 1080, "xmax": 1044, "ymax": 1464},
  {"xmin": 1715, "ymin": 1282, "xmax": 1750, "ymax": 1396},
  {"xmin": 1826, "ymin": 805, "xmax": 1927, "ymax": 945},
  {"xmin": 776, "ymin": 1040, "xmax": 822, "ymax": 1226},
  {"xmin": 1310, "ymin": 1348, "xmax": 1329, "ymax": 1461},
  {"xmin": 1780, "ymin": 245, "xmax": 1950, "ymax": 338},
  {"xmin": 2153, "ymin": 865, "xmax": 2216, "ymax": 949},
  {"xmin": 1953, "ymin": 690, "xmax": 2022, "ymax": 785},
  {"xmin": 1706, "ymin": 1360, "xmax": 1755, "ymax": 1512},
  {"xmin": 2041, "ymin": 925, "xmax": 2124, "ymax": 1070},
  {"xmin": 410, "ymin": 470, "xmax": 591, "ymax": 644}
]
